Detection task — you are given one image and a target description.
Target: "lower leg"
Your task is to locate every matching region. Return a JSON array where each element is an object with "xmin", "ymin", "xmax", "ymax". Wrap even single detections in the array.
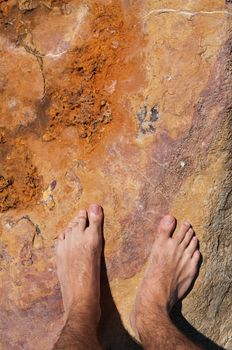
[
  {"xmin": 54, "ymin": 311, "xmax": 102, "ymax": 350},
  {"xmin": 131, "ymin": 215, "xmax": 203, "ymax": 350},
  {"xmin": 54, "ymin": 204, "xmax": 104, "ymax": 350},
  {"xmin": 137, "ymin": 306, "xmax": 201, "ymax": 350}
]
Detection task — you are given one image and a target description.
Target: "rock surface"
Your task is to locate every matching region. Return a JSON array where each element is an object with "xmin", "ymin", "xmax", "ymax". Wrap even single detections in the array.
[{"xmin": 0, "ymin": 0, "xmax": 231, "ymax": 349}]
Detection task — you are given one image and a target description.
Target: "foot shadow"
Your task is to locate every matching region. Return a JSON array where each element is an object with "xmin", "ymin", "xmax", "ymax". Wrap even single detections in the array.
[
  {"xmin": 98, "ymin": 253, "xmax": 142, "ymax": 350},
  {"xmin": 170, "ymin": 252, "xmax": 225, "ymax": 350},
  {"xmin": 171, "ymin": 302, "xmax": 225, "ymax": 350}
]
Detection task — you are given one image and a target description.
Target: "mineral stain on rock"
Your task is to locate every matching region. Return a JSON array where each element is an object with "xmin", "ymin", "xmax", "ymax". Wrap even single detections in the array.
[
  {"xmin": 0, "ymin": 176, "xmax": 16, "ymax": 212},
  {"xmin": 0, "ymin": 145, "xmax": 42, "ymax": 212},
  {"xmin": 136, "ymin": 103, "xmax": 159, "ymax": 135},
  {"xmin": 150, "ymin": 106, "xmax": 159, "ymax": 122},
  {"xmin": 40, "ymin": 1, "xmax": 146, "ymax": 143},
  {"xmin": 0, "ymin": 127, "xmax": 7, "ymax": 144}
]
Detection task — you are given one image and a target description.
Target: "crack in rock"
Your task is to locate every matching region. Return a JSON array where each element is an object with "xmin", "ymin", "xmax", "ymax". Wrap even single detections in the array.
[
  {"xmin": 18, "ymin": 31, "xmax": 46, "ymax": 100},
  {"xmin": 143, "ymin": 8, "xmax": 232, "ymax": 20},
  {"xmin": 22, "ymin": 44, "xmax": 46, "ymax": 100},
  {"xmin": 18, "ymin": 215, "xmax": 41, "ymax": 236}
]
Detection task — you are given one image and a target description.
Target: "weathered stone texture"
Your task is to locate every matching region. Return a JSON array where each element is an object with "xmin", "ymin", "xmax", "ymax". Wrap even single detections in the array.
[{"xmin": 0, "ymin": 0, "xmax": 231, "ymax": 349}]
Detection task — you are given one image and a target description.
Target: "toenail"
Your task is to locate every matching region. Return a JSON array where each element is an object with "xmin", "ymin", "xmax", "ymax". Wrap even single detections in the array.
[
  {"xmin": 164, "ymin": 215, "xmax": 175, "ymax": 224},
  {"xmin": 89, "ymin": 204, "xmax": 100, "ymax": 215},
  {"xmin": 183, "ymin": 221, "xmax": 191, "ymax": 227}
]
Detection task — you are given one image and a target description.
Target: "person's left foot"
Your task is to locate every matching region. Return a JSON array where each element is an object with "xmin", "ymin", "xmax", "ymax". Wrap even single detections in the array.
[
  {"xmin": 56, "ymin": 204, "xmax": 103, "ymax": 326},
  {"xmin": 130, "ymin": 215, "xmax": 201, "ymax": 340}
]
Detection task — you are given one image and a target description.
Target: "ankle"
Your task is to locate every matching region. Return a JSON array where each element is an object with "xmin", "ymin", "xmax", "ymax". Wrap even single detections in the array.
[
  {"xmin": 65, "ymin": 304, "xmax": 101, "ymax": 330},
  {"xmin": 137, "ymin": 310, "xmax": 172, "ymax": 348},
  {"xmin": 135, "ymin": 294, "xmax": 169, "ymax": 319},
  {"xmin": 135, "ymin": 304, "xmax": 170, "ymax": 338}
]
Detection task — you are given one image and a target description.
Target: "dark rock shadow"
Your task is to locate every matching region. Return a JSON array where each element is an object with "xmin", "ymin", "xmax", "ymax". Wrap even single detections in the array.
[
  {"xmin": 98, "ymin": 252, "xmax": 142, "ymax": 350},
  {"xmin": 171, "ymin": 302, "xmax": 225, "ymax": 350},
  {"xmin": 170, "ymin": 252, "xmax": 225, "ymax": 350}
]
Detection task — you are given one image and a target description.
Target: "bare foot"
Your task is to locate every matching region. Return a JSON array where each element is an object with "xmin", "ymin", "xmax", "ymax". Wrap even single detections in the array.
[
  {"xmin": 131, "ymin": 214, "xmax": 201, "ymax": 338},
  {"xmin": 56, "ymin": 204, "xmax": 103, "ymax": 327}
]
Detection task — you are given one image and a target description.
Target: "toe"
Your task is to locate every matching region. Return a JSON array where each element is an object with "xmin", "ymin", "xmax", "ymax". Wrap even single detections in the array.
[
  {"xmin": 185, "ymin": 236, "xmax": 198, "ymax": 257},
  {"xmin": 174, "ymin": 221, "xmax": 191, "ymax": 244},
  {"xmin": 158, "ymin": 214, "xmax": 176, "ymax": 239},
  {"xmin": 77, "ymin": 209, "xmax": 87, "ymax": 231},
  {"xmin": 192, "ymin": 249, "xmax": 201, "ymax": 265},
  {"xmin": 189, "ymin": 250, "xmax": 201, "ymax": 279},
  {"xmin": 180, "ymin": 228, "xmax": 194, "ymax": 249},
  {"xmin": 88, "ymin": 204, "xmax": 103, "ymax": 229}
]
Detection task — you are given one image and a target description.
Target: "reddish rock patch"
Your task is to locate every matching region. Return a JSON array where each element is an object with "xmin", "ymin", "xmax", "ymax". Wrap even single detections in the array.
[{"xmin": 0, "ymin": 143, "xmax": 41, "ymax": 212}]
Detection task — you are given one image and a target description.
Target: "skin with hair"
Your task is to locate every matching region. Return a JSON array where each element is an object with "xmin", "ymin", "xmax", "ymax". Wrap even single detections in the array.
[
  {"xmin": 54, "ymin": 205, "xmax": 202, "ymax": 350},
  {"xmin": 54, "ymin": 205, "xmax": 103, "ymax": 349},
  {"xmin": 130, "ymin": 215, "xmax": 203, "ymax": 349}
]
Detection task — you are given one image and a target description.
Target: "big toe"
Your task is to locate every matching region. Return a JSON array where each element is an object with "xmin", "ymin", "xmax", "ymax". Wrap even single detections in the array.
[
  {"xmin": 158, "ymin": 214, "xmax": 176, "ymax": 239},
  {"xmin": 88, "ymin": 204, "xmax": 103, "ymax": 229}
]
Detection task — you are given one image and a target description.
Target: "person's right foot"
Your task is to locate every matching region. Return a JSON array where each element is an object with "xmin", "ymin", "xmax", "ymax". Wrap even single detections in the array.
[
  {"xmin": 54, "ymin": 205, "xmax": 104, "ymax": 350},
  {"xmin": 130, "ymin": 214, "xmax": 201, "ymax": 337},
  {"xmin": 56, "ymin": 204, "xmax": 103, "ymax": 326}
]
